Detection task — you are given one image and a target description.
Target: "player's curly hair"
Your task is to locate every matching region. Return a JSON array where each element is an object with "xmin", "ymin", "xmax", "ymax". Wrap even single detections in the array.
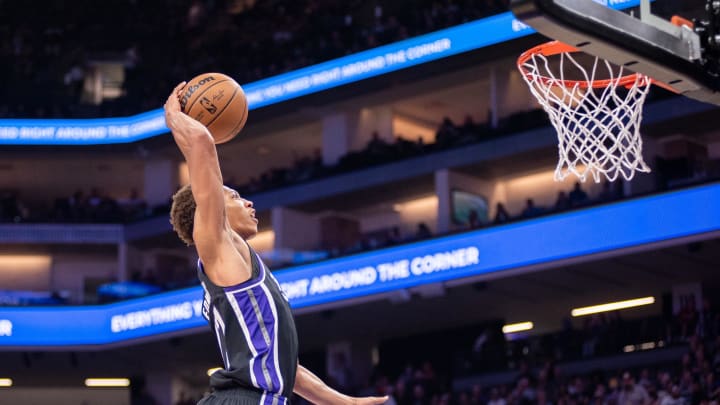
[{"xmin": 170, "ymin": 184, "xmax": 196, "ymax": 246}]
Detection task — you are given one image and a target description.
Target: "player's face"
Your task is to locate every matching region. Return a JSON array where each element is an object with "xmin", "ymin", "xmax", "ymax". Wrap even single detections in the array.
[{"xmin": 223, "ymin": 186, "xmax": 258, "ymax": 239}]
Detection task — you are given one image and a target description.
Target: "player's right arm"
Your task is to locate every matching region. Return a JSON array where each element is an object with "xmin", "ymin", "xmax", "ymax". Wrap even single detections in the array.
[
  {"xmin": 294, "ymin": 364, "xmax": 388, "ymax": 404},
  {"xmin": 164, "ymin": 82, "xmax": 251, "ymax": 285}
]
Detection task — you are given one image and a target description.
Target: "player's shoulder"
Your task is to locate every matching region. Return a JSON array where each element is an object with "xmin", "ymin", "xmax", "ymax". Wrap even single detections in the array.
[{"xmin": 198, "ymin": 238, "xmax": 254, "ymax": 287}]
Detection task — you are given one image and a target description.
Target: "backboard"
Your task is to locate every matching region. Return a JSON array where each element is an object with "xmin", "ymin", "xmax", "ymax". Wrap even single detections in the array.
[{"xmin": 510, "ymin": 0, "xmax": 720, "ymax": 106}]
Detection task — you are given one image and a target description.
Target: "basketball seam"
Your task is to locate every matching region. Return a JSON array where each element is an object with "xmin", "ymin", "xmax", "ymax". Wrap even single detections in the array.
[
  {"xmin": 205, "ymin": 86, "xmax": 239, "ymax": 130},
  {"xmin": 218, "ymin": 102, "xmax": 248, "ymax": 143},
  {"xmin": 184, "ymin": 79, "xmax": 230, "ymax": 114}
]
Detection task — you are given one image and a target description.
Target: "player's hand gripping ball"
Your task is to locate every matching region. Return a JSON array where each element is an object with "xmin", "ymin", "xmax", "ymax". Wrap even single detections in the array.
[{"xmin": 179, "ymin": 73, "xmax": 248, "ymax": 144}]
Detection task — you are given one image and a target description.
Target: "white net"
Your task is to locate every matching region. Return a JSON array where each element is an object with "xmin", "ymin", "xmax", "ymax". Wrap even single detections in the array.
[{"xmin": 519, "ymin": 45, "xmax": 653, "ymax": 183}]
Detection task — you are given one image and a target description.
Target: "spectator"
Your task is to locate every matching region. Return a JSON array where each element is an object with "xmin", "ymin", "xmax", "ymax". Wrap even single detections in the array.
[
  {"xmin": 393, "ymin": 379, "xmax": 409, "ymax": 405},
  {"xmin": 521, "ymin": 199, "xmax": 543, "ymax": 218},
  {"xmin": 512, "ymin": 377, "xmax": 537, "ymax": 405},
  {"xmin": 593, "ymin": 383, "xmax": 609, "ymax": 405},
  {"xmin": 660, "ymin": 385, "xmax": 686, "ymax": 405},
  {"xmin": 597, "ymin": 180, "xmax": 622, "ymax": 202},
  {"xmin": 617, "ymin": 372, "xmax": 651, "ymax": 405},
  {"xmin": 328, "ymin": 352, "xmax": 355, "ymax": 395},
  {"xmin": 569, "ymin": 182, "xmax": 589, "ymax": 207},
  {"xmin": 677, "ymin": 299, "xmax": 700, "ymax": 341},
  {"xmin": 494, "ymin": 203, "xmax": 511, "ymax": 224},
  {"xmin": 460, "ymin": 115, "xmax": 478, "ymax": 136},
  {"xmin": 698, "ymin": 298, "xmax": 718, "ymax": 339},
  {"xmin": 416, "ymin": 222, "xmax": 432, "ymax": 240},
  {"xmin": 367, "ymin": 131, "xmax": 390, "ymax": 156},
  {"xmin": 554, "ymin": 191, "xmax": 570, "ymax": 211},
  {"xmin": 411, "ymin": 383, "xmax": 428, "ymax": 405},
  {"xmin": 186, "ymin": 0, "xmax": 208, "ymax": 30},
  {"xmin": 470, "ymin": 384, "xmax": 484, "ymax": 405},
  {"xmin": 386, "ymin": 226, "xmax": 402, "ymax": 245},
  {"xmin": 0, "ymin": 191, "xmax": 28, "ymax": 223},
  {"xmin": 63, "ymin": 61, "xmax": 85, "ymax": 99},
  {"xmin": 68, "ymin": 190, "xmax": 87, "ymax": 220},
  {"xmin": 118, "ymin": 188, "xmax": 147, "ymax": 221},
  {"xmin": 468, "ymin": 209, "xmax": 482, "ymax": 228},
  {"xmin": 130, "ymin": 376, "xmax": 159, "ymax": 405},
  {"xmin": 435, "ymin": 117, "xmax": 460, "ymax": 148},
  {"xmin": 488, "ymin": 387, "xmax": 506, "ymax": 405}
]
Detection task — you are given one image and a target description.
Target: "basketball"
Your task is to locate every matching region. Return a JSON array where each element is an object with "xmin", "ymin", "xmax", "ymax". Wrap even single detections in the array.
[{"xmin": 179, "ymin": 72, "xmax": 248, "ymax": 144}]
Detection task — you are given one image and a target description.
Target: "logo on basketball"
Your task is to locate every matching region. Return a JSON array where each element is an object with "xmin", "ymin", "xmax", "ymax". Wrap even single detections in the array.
[
  {"xmin": 200, "ymin": 97, "xmax": 218, "ymax": 114},
  {"xmin": 179, "ymin": 76, "xmax": 216, "ymax": 110}
]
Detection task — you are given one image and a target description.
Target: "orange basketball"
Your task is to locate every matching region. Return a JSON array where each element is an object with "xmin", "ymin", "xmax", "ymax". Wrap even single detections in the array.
[{"xmin": 179, "ymin": 73, "xmax": 248, "ymax": 144}]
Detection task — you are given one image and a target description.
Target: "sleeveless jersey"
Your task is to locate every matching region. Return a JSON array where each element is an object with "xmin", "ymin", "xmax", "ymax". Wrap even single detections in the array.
[{"xmin": 198, "ymin": 247, "xmax": 298, "ymax": 404}]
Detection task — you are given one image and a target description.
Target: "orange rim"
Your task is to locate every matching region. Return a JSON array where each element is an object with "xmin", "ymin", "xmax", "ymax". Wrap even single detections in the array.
[{"xmin": 517, "ymin": 40, "xmax": 652, "ymax": 89}]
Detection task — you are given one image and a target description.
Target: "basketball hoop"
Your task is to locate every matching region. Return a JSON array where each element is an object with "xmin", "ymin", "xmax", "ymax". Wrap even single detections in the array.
[{"xmin": 517, "ymin": 41, "xmax": 655, "ymax": 183}]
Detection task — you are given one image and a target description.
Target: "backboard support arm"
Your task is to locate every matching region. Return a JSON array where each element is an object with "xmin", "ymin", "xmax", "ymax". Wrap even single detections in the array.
[{"xmin": 511, "ymin": 0, "xmax": 720, "ymax": 106}]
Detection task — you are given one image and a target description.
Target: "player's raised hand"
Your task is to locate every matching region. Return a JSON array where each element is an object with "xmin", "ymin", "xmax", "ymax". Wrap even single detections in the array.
[
  {"xmin": 164, "ymin": 81, "xmax": 186, "ymax": 121},
  {"xmin": 164, "ymin": 82, "xmax": 211, "ymax": 148}
]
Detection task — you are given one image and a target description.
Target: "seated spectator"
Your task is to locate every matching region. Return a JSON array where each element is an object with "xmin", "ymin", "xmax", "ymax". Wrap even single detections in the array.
[
  {"xmin": 366, "ymin": 131, "xmax": 390, "ymax": 156},
  {"xmin": 118, "ymin": 188, "xmax": 148, "ymax": 221},
  {"xmin": 569, "ymin": 182, "xmax": 589, "ymax": 207},
  {"xmin": 698, "ymin": 298, "xmax": 718, "ymax": 338},
  {"xmin": 436, "ymin": 117, "xmax": 460, "ymax": 148},
  {"xmin": 393, "ymin": 379, "xmax": 409, "ymax": 405},
  {"xmin": 416, "ymin": 222, "xmax": 432, "ymax": 240},
  {"xmin": 87, "ymin": 187, "xmax": 103, "ymax": 208},
  {"xmin": 328, "ymin": 352, "xmax": 355, "ymax": 395},
  {"xmin": 676, "ymin": 299, "xmax": 699, "ymax": 341},
  {"xmin": 660, "ymin": 385, "xmax": 686, "ymax": 405},
  {"xmin": 386, "ymin": 226, "xmax": 402, "ymax": 245},
  {"xmin": 597, "ymin": 180, "xmax": 621, "ymax": 202},
  {"xmin": 460, "ymin": 115, "xmax": 478, "ymax": 136},
  {"xmin": 411, "ymin": 384, "xmax": 427, "ymax": 405},
  {"xmin": 468, "ymin": 209, "xmax": 482, "ymax": 229},
  {"xmin": 395, "ymin": 136, "xmax": 425, "ymax": 158},
  {"xmin": 554, "ymin": 191, "xmax": 570, "ymax": 211},
  {"xmin": 0, "ymin": 191, "xmax": 28, "ymax": 223},
  {"xmin": 68, "ymin": 190, "xmax": 87, "ymax": 221},
  {"xmin": 494, "ymin": 203, "xmax": 511, "ymax": 224},
  {"xmin": 488, "ymin": 387, "xmax": 506, "ymax": 405},
  {"xmin": 470, "ymin": 384, "xmax": 484, "ymax": 405},
  {"xmin": 521, "ymin": 199, "xmax": 543, "ymax": 218},
  {"xmin": 96, "ymin": 195, "xmax": 123, "ymax": 222},
  {"xmin": 618, "ymin": 371, "xmax": 650, "ymax": 405}
]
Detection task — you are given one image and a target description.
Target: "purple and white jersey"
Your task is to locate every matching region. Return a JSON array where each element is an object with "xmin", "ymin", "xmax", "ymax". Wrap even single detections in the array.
[{"xmin": 198, "ymin": 246, "xmax": 298, "ymax": 404}]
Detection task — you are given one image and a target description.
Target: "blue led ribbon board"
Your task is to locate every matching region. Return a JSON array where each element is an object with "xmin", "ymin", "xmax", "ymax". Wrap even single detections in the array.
[
  {"xmin": 0, "ymin": 1, "xmax": 642, "ymax": 145},
  {"xmin": 0, "ymin": 180, "xmax": 717, "ymax": 347}
]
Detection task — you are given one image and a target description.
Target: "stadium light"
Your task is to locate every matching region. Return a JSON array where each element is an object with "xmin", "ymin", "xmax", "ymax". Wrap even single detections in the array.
[
  {"xmin": 84, "ymin": 378, "xmax": 130, "ymax": 387},
  {"xmin": 0, "ymin": 378, "xmax": 12, "ymax": 387},
  {"xmin": 502, "ymin": 321, "xmax": 534, "ymax": 334},
  {"xmin": 571, "ymin": 296, "xmax": 655, "ymax": 317}
]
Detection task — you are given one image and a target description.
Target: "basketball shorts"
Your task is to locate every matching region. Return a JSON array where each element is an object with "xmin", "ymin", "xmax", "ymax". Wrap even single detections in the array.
[{"xmin": 197, "ymin": 387, "xmax": 289, "ymax": 405}]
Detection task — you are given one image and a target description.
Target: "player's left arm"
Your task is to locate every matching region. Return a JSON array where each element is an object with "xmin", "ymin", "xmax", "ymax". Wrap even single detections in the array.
[{"xmin": 293, "ymin": 364, "xmax": 388, "ymax": 405}]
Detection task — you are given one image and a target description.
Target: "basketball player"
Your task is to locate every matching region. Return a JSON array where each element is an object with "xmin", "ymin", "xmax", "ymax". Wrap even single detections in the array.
[{"xmin": 165, "ymin": 82, "xmax": 388, "ymax": 405}]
